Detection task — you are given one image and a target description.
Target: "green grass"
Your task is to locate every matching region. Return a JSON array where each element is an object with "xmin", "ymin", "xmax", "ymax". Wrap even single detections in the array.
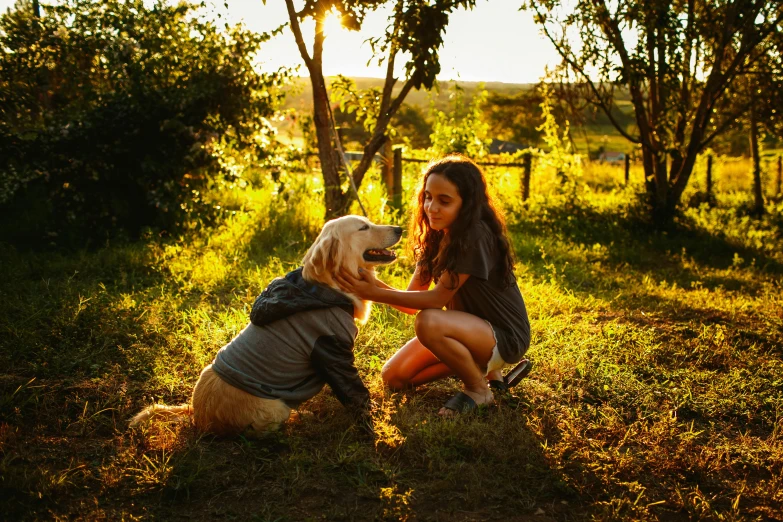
[{"xmin": 1, "ymin": 162, "xmax": 782, "ymax": 520}]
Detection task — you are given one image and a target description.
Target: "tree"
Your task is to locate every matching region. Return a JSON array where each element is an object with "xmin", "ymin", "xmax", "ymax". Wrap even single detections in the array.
[
  {"xmin": 483, "ymin": 88, "xmax": 544, "ymax": 148},
  {"xmin": 391, "ymin": 103, "xmax": 432, "ymax": 149},
  {"xmin": 525, "ymin": 0, "xmax": 783, "ymax": 224},
  {"xmin": 738, "ymin": 35, "xmax": 783, "ymax": 215},
  {"xmin": 281, "ymin": 0, "xmax": 475, "ymax": 218}
]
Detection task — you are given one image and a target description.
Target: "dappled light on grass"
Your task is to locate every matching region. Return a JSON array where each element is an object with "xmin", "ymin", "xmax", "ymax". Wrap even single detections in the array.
[
  {"xmin": 372, "ymin": 395, "xmax": 407, "ymax": 450},
  {"xmin": 378, "ymin": 485, "xmax": 415, "ymax": 521},
  {"xmin": 1, "ymin": 159, "xmax": 782, "ymax": 519}
]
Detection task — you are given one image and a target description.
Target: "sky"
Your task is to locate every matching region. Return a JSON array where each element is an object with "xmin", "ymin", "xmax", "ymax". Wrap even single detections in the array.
[{"xmin": 0, "ymin": 0, "xmax": 561, "ymax": 84}]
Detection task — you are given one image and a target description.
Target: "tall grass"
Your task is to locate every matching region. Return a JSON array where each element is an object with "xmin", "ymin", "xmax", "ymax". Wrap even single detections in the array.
[{"xmin": 1, "ymin": 158, "xmax": 782, "ymax": 520}]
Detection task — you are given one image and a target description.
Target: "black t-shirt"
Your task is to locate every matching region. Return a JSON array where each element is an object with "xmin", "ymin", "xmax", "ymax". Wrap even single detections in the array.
[{"xmin": 445, "ymin": 221, "xmax": 531, "ymax": 363}]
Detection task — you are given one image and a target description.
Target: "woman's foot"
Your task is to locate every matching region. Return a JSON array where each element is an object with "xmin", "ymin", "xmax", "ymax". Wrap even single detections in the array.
[
  {"xmin": 438, "ymin": 386, "xmax": 494, "ymax": 417},
  {"xmin": 485, "ymin": 369, "xmax": 503, "ymax": 382}
]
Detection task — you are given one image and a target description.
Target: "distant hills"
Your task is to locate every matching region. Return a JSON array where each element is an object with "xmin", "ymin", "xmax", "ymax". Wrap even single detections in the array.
[
  {"xmin": 281, "ymin": 76, "xmax": 537, "ymax": 112},
  {"xmin": 280, "ymin": 76, "xmax": 638, "ymax": 153}
]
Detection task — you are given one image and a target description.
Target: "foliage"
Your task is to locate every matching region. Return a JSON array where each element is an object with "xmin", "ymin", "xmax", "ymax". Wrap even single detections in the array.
[
  {"xmin": 390, "ymin": 103, "xmax": 432, "ymax": 149},
  {"xmin": 428, "ymin": 83, "xmax": 490, "ymax": 158},
  {"xmin": 0, "ymin": 0, "xmax": 288, "ymax": 243},
  {"xmin": 525, "ymin": 0, "xmax": 783, "ymax": 223},
  {"xmin": 535, "ymin": 84, "xmax": 583, "ymax": 189},
  {"xmin": 483, "ymin": 88, "xmax": 544, "ymax": 147},
  {"xmin": 331, "ymin": 75, "xmax": 383, "ymax": 137},
  {"xmin": 329, "ymin": 74, "xmax": 379, "ymax": 146},
  {"xmin": 330, "ymin": 76, "xmax": 433, "ymax": 149}
]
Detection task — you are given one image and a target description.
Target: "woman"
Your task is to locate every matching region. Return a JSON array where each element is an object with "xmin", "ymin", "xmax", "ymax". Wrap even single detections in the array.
[{"xmin": 336, "ymin": 154, "xmax": 531, "ymax": 415}]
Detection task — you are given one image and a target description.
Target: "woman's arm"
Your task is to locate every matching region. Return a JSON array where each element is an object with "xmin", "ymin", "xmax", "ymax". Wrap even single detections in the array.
[
  {"xmin": 371, "ymin": 266, "xmax": 429, "ymax": 315},
  {"xmin": 373, "ymin": 279, "xmax": 419, "ymax": 315},
  {"xmin": 336, "ymin": 267, "xmax": 470, "ymax": 313},
  {"xmin": 406, "ymin": 265, "xmax": 430, "ymax": 292}
]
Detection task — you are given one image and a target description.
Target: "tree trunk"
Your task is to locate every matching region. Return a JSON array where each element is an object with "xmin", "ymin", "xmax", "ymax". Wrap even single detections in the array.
[
  {"xmin": 312, "ymin": 74, "xmax": 349, "ymax": 218},
  {"xmin": 644, "ymin": 146, "xmax": 704, "ymax": 225},
  {"xmin": 285, "ymin": 0, "xmax": 350, "ymax": 220},
  {"xmin": 642, "ymin": 149, "xmax": 676, "ymax": 224},
  {"xmin": 749, "ymin": 107, "xmax": 764, "ymax": 216}
]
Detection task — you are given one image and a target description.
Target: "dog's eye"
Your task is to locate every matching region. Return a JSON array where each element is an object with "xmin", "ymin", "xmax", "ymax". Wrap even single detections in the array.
[{"xmin": 359, "ymin": 224, "xmax": 370, "ymax": 231}]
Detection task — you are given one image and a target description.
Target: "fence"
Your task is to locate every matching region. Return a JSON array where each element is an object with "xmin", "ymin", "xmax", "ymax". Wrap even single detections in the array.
[
  {"xmin": 318, "ymin": 149, "xmax": 783, "ymax": 209},
  {"xmin": 382, "ymin": 149, "xmax": 534, "ymax": 210}
]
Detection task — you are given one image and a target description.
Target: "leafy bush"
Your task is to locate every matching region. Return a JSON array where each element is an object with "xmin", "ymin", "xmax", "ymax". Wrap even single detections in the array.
[
  {"xmin": 428, "ymin": 83, "xmax": 490, "ymax": 158},
  {"xmin": 0, "ymin": 0, "xmax": 289, "ymax": 243}
]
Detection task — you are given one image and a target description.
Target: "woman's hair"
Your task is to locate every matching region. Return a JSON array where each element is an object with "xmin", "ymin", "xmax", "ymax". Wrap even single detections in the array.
[{"xmin": 409, "ymin": 154, "xmax": 515, "ymax": 288}]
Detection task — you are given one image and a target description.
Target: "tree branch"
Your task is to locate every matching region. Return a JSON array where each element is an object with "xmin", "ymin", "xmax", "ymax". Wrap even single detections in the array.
[
  {"xmin": 285, "ymin": 0, "xmax": 313, "ymax": 71},
  {"xmin": 591, "ymin": 0, "xmax": 656, "ymax": 150},
  {"xmin": 379, "ymin": 1, "xmax": 404, "ymax": 118},
  {"xmin": 533, "ymin": 5, "xmax": 640, "ymax": 144}
]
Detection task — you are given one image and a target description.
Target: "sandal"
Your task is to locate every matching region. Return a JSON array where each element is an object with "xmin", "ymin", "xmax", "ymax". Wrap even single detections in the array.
[
  {"xmin": 442, "ymin": 391, "xmax": 478, "ymax": 414},
  {"xmin": 504, "ymin": 358, "xmax": 533, "ymax": 388},
  {"xmin": 488, "ymin": 379, "xmax": 509, "ymax": 393}
]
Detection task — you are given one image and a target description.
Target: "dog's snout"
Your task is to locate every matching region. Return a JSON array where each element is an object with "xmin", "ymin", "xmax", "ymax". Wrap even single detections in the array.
[{"xmin": 393, "ymin": 226, "xmax": 403, "ymax": 236}]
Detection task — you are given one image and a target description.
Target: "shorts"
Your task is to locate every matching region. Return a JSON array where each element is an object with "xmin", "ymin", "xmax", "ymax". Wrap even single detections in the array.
[{"xmin": 484, "ymin": 320, "xmax": 507, "ymax": 375}]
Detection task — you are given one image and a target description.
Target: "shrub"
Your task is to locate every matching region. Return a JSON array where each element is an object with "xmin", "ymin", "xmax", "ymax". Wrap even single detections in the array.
[
  {"xmin": 428, "ymin": 83, "xmax": 490, "ymax": 158},
  {"xmin": 0, "ymin": 0, "xmax": 289, "ymax": 244}
]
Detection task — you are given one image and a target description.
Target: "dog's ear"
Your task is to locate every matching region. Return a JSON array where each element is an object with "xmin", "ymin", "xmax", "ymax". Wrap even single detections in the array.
[
  {"xmin": 303, "ymin": 233, "xmax": 341, "ymax": 278},
  {"xmin": 334, "ymin": 235, "xmax": 357, "ymax": 278}
]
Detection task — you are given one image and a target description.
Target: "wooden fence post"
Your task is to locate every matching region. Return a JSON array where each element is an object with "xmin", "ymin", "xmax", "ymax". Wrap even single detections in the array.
[
  {"xmin": 521, "ymin": 152, "xmax": 531, "ymax": 202},
  {"xmin": 624, "ymin": 154, "xmax": 630, "ymax": 185},
  {"xmin": 392, "ymin": 148, "xmax": 403, "ymax": 210},
  {"xmin": 381, "ymin": 141, "xmax": 394, "ymax": 199},
  {"xmin": 777, "ymin": 155, "xmax": 782, "ymax": 197},
  {"xmin": 706, "ymin": 154, "xmax": 713, "ymax": 196}
]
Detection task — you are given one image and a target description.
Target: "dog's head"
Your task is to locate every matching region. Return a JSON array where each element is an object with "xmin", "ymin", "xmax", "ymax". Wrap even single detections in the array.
[
  {"xmin": 302, "ymin": 215, "xmax": 403, "ymax": 322},
  {"xmin": 303, "ymin": 215, "xmax": 403, "ymax": 281}
]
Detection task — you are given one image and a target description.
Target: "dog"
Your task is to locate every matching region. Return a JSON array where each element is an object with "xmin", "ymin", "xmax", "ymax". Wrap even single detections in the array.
[{"xmin": 130, "ymin": 215, "xmax": 402, "ymax": 437}]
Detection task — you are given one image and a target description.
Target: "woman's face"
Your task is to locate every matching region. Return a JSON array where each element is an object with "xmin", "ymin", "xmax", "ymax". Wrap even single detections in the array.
[{"xmin": 423, "ymin": 173, "xmax": 463, "ymax": 231}]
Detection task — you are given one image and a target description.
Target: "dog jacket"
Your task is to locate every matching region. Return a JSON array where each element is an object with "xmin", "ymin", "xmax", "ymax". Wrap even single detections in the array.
[{"xmin": 211, "ymin": 268, "xmax": 370, "ymax": 415}]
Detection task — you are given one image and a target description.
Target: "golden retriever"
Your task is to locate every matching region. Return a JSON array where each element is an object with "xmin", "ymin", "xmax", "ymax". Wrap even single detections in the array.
[{"xmin": 130, "ymin": 215, "xmax": 402, "ymax": 437}]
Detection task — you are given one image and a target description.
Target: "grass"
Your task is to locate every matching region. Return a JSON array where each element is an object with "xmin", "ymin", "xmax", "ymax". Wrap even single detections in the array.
[{"xmin": 1, "ymin": 159, "xmax": 782, "ymax": 520}]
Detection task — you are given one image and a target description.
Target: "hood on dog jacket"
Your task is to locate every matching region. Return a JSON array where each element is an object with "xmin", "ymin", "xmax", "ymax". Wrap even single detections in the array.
[{"xmin": 211, "ymin": 268, "xmax": 370, "ymax": 417}]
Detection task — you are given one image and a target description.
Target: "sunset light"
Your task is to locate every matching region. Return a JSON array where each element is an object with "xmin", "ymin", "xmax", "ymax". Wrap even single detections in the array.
[{"xmin": 3, "ymin": 0, "xmax": 782, "ymax": 519}]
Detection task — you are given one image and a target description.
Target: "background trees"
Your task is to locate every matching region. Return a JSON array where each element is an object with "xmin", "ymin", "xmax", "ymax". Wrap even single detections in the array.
[
  {"xmin": 483, "ymin": 89, "xmax": 544, "ymax": 148},
  {"xmin": 284, "ymin": 0, "xmax": 475, "ymax": 218},
  {"xmin": 0, "ymin": 0, "xmax": 287, "ymax": 242},
  {"xmin": 525, "ymin": 0, "xmax": 783, "ymax": 224}
]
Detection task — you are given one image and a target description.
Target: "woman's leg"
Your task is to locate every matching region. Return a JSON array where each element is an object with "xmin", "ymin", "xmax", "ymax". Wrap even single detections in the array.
[
  {"xmin": 413, "ymin": 309, "xmax": 498, "ymax": 413},
  {"xmin": 382, "ymin": 337, "xmax": 454, "ymax": 390}
]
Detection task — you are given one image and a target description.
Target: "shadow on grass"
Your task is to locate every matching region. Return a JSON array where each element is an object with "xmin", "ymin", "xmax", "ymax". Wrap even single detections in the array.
[
  {"xmin": 0, "ymin": 241, "xmax": 170, "ymax": 383},
  {"xmin": 105, "ymin": 384, "xmax": 576, "ymax": 521},
  {"xmin": 0, "ymin": 241, "xmax": 195, "ymax": 518}
]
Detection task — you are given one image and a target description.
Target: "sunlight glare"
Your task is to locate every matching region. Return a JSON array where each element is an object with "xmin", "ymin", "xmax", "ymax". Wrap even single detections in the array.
[{"xmin": 323, "ymin": 10, "xmax": 348, "ymax": 39}]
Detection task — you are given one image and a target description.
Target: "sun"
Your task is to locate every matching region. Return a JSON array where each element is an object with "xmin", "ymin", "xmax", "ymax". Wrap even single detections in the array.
[{"xmin": 323, "ymin": 10, "xmax": 349, "ymax": 38}]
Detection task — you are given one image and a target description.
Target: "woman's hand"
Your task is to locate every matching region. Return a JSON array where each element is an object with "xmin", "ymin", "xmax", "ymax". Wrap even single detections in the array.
[{"xmin": 335, "ymin": 268, "xmax": 380, "ymax": 300}]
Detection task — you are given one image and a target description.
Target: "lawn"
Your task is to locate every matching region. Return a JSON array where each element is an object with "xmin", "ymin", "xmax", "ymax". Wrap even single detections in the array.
[{"xmin": 1, "ymin": 161, "xmax": 782, "ymax": 520}]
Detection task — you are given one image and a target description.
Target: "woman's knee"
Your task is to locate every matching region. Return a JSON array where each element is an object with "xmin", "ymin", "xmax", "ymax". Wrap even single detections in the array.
[
  {"xmin": 381, "ymin": 361, "xmax": 408, "ymax": 390},
  {"xmin": 414, "ymin": 309, "xmax": 443, "ymax": 345}
]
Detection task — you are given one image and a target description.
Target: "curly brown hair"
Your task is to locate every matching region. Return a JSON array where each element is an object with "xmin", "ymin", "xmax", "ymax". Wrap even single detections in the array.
[{"xmin": 409, "ymin": 154, "xmax": 515, "ymax": 289}]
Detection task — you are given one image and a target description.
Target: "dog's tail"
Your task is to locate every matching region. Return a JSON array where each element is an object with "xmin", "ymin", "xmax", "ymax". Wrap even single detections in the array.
[{"xmin": 129, "ymin": 403, "xmax": 193, "ymax": 428}]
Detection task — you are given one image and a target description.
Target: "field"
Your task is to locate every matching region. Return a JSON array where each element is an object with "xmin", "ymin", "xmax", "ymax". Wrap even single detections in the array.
[{"xmin": 1, "ymin": 156, "xmax": 782, "ymax": 520}]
